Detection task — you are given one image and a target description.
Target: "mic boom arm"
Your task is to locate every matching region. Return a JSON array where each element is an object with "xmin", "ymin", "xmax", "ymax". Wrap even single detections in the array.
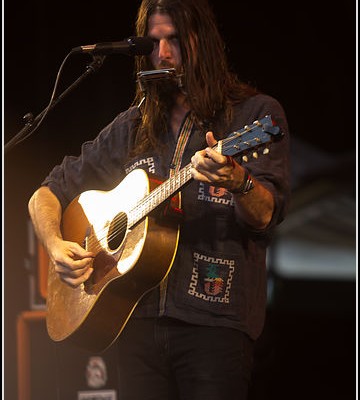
[{"xmin": 4, "ymin": 55, "xmax": 106, "ymax": 155}]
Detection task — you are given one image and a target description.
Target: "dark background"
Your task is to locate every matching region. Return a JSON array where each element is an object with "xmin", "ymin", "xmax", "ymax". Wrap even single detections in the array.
[{"xmin": 4, "ymin": 1, "xmax": 356, "ymax": 399}]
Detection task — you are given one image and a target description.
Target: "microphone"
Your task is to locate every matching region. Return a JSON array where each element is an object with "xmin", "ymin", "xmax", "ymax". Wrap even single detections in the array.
[{"xmin": 71, "ymin": 36, "xmax": 154, "ymax": 56}]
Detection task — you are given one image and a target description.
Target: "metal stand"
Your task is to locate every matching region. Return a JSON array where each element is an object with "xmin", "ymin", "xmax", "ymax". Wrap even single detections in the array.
[{"xmin": 4, "ymin": 55, "xmax": 106, "ymax": 155}]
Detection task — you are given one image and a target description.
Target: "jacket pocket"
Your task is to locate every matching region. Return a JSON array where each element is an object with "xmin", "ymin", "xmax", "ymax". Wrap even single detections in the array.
[{"xmin": 175, "ymin": 246, "xmax": 247, "ymax": 317}]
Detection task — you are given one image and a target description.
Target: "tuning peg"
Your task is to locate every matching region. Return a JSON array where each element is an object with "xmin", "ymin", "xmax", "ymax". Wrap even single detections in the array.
[
  {"xmin": 263, "ymin": 148, "xmax": 270, "ymax": 155},
  {"xmin": 242, "ymin": 155, "xmax": 249, "ymax": 162},
  {"xmin": 252, "ymin": 152, "xmax": 258, "ymax": 159}
]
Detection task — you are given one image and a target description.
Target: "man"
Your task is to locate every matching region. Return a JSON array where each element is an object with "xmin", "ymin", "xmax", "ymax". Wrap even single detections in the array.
[{"xmin": 28, "ymin": 0, "xmax": 290, "ymax": 398}]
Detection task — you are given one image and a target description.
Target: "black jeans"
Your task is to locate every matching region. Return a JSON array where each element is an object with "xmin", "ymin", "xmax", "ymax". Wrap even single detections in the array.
[{"xmin": 116, "ymin": 317, "xmax": 254, "ymax": 400}]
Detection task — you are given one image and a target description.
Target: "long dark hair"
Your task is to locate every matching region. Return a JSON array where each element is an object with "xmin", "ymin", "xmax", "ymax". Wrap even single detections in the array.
[{"xmin": 131, "ymin": 0, "xmax": 257, "ymax": 155}]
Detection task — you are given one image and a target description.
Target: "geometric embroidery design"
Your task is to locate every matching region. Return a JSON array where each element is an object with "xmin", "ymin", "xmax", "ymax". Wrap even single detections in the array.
[
  {"xmin": 197, "ymin": 182, "xmax": 234, "ymax": 207},
  {"xmin": 125, "ymin": 157, "xmax": 156, "ymax": 175},
  {"xmin": 188, "ymin": 252, "xmax": 235, "ymax": 303}
]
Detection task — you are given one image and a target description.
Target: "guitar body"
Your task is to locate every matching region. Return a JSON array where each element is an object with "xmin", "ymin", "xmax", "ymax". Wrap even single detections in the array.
[{"xmin": 46, "ymin": 169, "xmax": 180, "ymax": 352}]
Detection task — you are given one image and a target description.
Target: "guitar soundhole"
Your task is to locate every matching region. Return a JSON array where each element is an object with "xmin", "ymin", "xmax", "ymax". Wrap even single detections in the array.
[{"xmin": 107, "ymin": 212, "xmax": 128, "ymax": 251}]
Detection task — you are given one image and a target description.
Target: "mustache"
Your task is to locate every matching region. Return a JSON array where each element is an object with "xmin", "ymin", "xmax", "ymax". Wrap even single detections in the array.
[
  {"xmin": 157, "ymin": 62, "xmax": 184, "ymax": 82},
  {"xmin": 157, "ymin": 60, "xmax": 175, "ymax": 69}
]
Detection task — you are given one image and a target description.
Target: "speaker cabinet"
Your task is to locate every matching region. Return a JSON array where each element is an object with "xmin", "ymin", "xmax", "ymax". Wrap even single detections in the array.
[{"xmin": 17, "ymin": 311, "xmax": 120, "ymax": 400}]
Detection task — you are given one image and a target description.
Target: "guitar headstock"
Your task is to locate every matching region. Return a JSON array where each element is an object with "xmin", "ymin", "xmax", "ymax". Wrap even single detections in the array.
[{"xmin": 217, "ymin": 115, "xmax": 283, "ymax": 161}]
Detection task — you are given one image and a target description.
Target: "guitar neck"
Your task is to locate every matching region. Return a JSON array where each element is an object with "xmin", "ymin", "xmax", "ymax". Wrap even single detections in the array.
[
  {"xmin": 128, "ymin": 163, "xmax": 192, "ymax": 227},
  {"xmin": 127, "ymin": 114, "xmax": 282, "ymax": 227}
]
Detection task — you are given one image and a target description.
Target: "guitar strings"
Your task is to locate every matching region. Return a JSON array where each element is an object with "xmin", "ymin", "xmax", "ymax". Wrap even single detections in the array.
[
  {"xmin": 85, "ymin": 133, "xmax": 263, "ymax": 250},
  {"xmin": 84, "ymin": 130, "xmax": 266, "ymax": 251},
  {"xmin": 84, "ymin": 163, "xmax": 192, "ymax": 250}
]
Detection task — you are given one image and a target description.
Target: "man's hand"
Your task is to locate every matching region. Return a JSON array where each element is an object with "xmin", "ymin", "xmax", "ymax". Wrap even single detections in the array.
[
  {"xmin": 48, "ymin": 237, "xmax": 94, "ymax": 288},
  {"xmin": 190, "ymin": 131, "xmax": 245, "ymax": 191}
]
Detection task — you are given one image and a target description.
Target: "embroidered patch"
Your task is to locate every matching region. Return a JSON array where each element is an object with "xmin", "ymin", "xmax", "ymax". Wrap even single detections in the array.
[
  {"xmin": 188, "ymin": 252, "xmax": 235, "ymax": 303},
  {"xmin": 125, "ymin": 157, "xmax": 156, "ymax": 175},
  {"xmin": 197, "ymin": 182, "xmax": 234, "ymax": 206}
]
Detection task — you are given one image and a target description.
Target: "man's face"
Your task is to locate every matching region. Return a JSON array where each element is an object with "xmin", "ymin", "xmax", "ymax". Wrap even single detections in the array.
[{"xmin": 147, "ymin": 12, "xmax": 182, "ymax": 71}]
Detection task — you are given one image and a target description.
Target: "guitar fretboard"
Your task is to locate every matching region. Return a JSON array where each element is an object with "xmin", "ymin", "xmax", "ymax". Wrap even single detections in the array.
[{"xmin": 128, "ymin": 163, "xmax": 193, "ymax": 227}]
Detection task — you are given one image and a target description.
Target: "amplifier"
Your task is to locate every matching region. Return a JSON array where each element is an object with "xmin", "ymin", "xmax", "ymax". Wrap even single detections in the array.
[{"xmin": 17, "ymin": 311, "xmax": 120, "ymax": 400}]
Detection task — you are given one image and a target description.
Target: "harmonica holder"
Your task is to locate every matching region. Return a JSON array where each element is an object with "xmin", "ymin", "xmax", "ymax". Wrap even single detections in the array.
[
  {"xmin": 136, "ymin": 68, "xmax": 184, "ymax": 109},
  {"xmin": 137, "ymin": 68, "xmax": 183, "ymax": 90}
]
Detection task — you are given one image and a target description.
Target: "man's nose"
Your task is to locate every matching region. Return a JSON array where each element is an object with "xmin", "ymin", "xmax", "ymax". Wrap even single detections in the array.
[{"xmin": 158, "ymin": 39, "xmax": 172, "ymax": 60}]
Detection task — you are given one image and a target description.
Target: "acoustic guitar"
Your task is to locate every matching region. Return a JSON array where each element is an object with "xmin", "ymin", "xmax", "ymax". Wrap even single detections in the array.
[{"xmin": 46, "ymin": 115, "xmax": 282, "ymax": 352}]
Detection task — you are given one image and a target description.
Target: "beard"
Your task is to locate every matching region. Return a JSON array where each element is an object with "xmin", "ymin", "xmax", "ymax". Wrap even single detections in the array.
[{"xmin": 157, "ymin": 76, "xmax": 183, "ymax": 102}]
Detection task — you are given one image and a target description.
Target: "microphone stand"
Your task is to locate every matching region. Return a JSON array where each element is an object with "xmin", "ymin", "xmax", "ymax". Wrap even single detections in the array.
[{"xmin": 4, "ymin": 54, "xmax": 106, "ymax": 155}]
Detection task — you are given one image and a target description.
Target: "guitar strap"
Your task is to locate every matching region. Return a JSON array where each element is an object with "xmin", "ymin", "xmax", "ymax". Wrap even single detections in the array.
[
  {"xmin": 159, "ymin": 112, "xmax": 195, "ymax": 316},
  {"xmin": 169, "ymin": 112, "xmax": 195, "ymax": 177}
]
